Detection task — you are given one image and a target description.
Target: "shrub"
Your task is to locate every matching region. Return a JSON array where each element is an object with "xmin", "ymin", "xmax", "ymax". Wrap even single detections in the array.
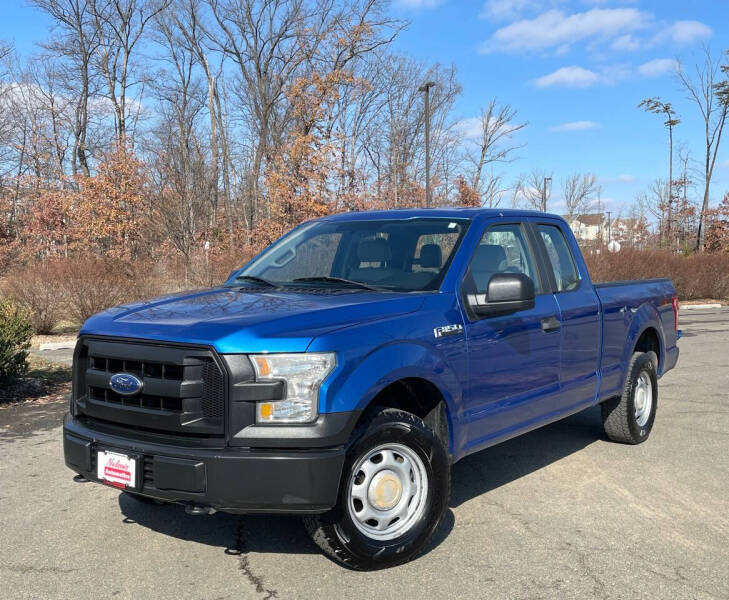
[
  {"xmin": 1, "ymin": 262, "xmax": 65, "ymax": 334},
  {"xmin": 0, "ymin": 298, "xmax": 33, "ymax": 384},
  {"xmin": 52, "ymin": 258, "xmax": 143, "ymax": 324},
  {"xmin": 583, "ymin": 247, "xmax": 729, "ymax": 300},
  {"xmin": 185, "ymin": 250, "xmax": 254, "ymax": 289}
]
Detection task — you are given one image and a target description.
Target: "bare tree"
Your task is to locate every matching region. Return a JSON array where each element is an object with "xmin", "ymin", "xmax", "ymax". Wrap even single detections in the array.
[
  {"xmin": 677, "ymin": 47, "xmax": 729, "ymax": 251},
  {"xmin": 90, "ymin": 0, "xmax": 169, "ymax": 143},
  {"xmin": 640, "ymin": 178, "xmax": 671, "ymax": 246},
  {"xmin": 364, "ymin": 55, "xmax": 460, "ymax": 207},
  {"xmin": 562, "ymin": 173, "xmax": 597, "ymax": 222},
  {"xmin": 148, "ymin": 6, "xmax": 211, "ymax": 271},
  {"xmin": 30, "ymin": 0, "xmax": 101, "ymax": 176},
  {"xmin": 673, "ymin": 147, "xmax": 698, "ymax": 251},
  {"xmin": 519, "ymin": 169, "xmax": 552, "ymax": 212},
  {"xmin": 465, "ymin": 99, "xmax": 526, "ymax": 206},
  {"xmin": 0, "ymin": 41, "xmax": 14, "ymax": 168},
  {"xmin": 170, "ymin": 0, "xmax": 234, "ymax": 231}
]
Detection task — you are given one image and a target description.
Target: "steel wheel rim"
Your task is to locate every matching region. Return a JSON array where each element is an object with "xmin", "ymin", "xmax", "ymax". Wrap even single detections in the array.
[
  {"xmin": 347, "ymin": 443, "xmax": 428, "ymax": 541},
  {"xmin": 634, "ymin": 371, "xmax": 653, "ymax": 427}
]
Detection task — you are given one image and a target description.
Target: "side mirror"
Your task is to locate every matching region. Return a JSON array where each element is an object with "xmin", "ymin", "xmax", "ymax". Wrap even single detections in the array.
[{"xmin": 467, "ymin": 273, "xmax": 535, "ymax": 317}]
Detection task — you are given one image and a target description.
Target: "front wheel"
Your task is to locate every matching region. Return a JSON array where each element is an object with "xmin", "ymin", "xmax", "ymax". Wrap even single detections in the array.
[
  {"xmin": 303, "ymin": 408, "xmax": 450, "ymax": 570},
  {"xmin": 601, "ymin": 351, "xmax": 658, "ymax": 444}
]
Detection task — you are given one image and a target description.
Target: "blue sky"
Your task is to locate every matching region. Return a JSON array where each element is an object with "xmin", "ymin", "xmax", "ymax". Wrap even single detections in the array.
[
  {"xmin": 389, "ymin": 0, "xmax": 729, "ymax": 213},
  {"xmin": 4, "ymin": 0, "xmax": 729, "ymax": 215}
]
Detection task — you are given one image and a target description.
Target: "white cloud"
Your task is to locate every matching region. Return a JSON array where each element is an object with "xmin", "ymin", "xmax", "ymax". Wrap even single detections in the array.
[
  {"xmin": 600, "ymin": 174, "xmax": 636, "ymax": 184},
  {"xmin": 479, "ymin": 8, "xmax": 650, "ymax": 54},
  {"xmin": 666, "ymin": 20, "xmax": 712, "ymax": 44},
  {"xmin": 533, "ymin": 66, "xmax": 600, "ymax": 88},
  {"xmin": 534, "ymin": 59, "xmax": 679, "ymax": 89},
  {"xmin": 638, "ymin": 58, "xmax": 678, "ymax": 78},
  {"xmin": 480, "ymin": 0, "xmax": 550, "ymax": 21},
  {"xmin": 456, "ymin": 117, "xmax": 484, "ymax": 140},
  {"xmin": 549, "ymin": 120, "xmax": 600, "ymax": 132},
  {"xmin": 611, "ymin": 34, "xmax": 641, "ymax": 51}
]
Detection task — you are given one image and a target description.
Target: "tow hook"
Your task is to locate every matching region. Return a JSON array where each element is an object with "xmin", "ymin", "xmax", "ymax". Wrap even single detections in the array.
[{"xmin": 185, "ymin": 504, "xmax": 216, "ymax": 515}]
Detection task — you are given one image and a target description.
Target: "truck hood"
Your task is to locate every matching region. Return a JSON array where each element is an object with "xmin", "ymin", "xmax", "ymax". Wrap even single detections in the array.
[{"xmin": 81, "ymin": 287, "xmax": 425, "ymax": 353}]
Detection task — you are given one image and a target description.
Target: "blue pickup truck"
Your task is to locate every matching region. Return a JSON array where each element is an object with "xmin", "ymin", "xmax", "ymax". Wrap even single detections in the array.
[{"xmin": 63, "ymin": 208, "xmax": 679, "ymax": 569}]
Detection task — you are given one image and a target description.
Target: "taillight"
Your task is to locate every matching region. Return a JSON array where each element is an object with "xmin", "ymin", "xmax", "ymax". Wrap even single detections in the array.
[{"xmin": 671, "ymin": 296, "xmax": 679, "ymax": 332}]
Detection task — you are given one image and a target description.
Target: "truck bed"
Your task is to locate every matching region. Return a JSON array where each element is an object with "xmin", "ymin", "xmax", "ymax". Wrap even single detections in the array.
[{"xmin": 594, "ymin": 278, "xmax": 679, "ymax": 401}]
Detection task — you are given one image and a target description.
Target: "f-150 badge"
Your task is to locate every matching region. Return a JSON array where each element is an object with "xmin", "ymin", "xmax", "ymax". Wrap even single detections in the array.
[{"xmin": 433, "ymin": 324, "xmax": 463, "ymax": 339}]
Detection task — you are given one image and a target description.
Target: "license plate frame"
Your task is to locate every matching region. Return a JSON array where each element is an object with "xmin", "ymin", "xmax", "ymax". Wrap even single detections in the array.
[{"xmin": 96, "ymin": 449, "xmax": 140, "ymax": 490}]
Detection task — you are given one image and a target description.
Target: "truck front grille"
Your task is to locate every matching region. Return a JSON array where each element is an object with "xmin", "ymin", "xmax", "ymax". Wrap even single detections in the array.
[
  {"xmin": 88, "ymin": 385, "xmax": 184, "ymax": 412},
  {"xmin": 74, "ymin": 338, "xmax": 227, "ymax": 438}
]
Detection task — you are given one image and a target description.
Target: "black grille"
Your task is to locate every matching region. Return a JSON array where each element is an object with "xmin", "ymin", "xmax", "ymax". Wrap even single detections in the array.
[
  {"xmin": 88, "ymin": 386, "xmax": 183, "ymax": 412},
  {"xmin": 74, "ymin": 338, "xmax": 226, "ymax": 438},
  {"xmin": 143, "ymin": 456, "xmax": 154, "ymax": 485},
  {"xmin": 202, "ymin": 359, "xmax": 225, "ymax": 420}
]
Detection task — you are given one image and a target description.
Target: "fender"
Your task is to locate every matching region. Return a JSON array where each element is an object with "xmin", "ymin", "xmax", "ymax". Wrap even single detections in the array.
[
  {"xmin": 320, "ymin": 341, "xmax": 464, "ymax": 454},
  {"xmin": 621, "ymin": 302, "xmax": 666, "ymax": 379}
]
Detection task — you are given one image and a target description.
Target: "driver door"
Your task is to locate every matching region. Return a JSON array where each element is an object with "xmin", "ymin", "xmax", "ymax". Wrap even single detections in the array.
[{"xmin": 461, "ymin": 222, "xmax": 563, "ymax": 453}]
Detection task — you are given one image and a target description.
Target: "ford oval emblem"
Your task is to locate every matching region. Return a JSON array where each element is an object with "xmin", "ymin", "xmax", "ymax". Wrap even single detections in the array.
[{"xmin": 109, "ymin": 373, "xmax": 143, "ymax": 396}]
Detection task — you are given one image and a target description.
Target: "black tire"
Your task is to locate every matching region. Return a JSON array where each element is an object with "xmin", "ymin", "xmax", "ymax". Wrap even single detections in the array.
[
  {"xmin": 303, "ymin": 407, "xmax": 450, "ymax": 570},
  {"xmin": 601, "ymin": 351, "xmax": 658, "ymax": 444}
]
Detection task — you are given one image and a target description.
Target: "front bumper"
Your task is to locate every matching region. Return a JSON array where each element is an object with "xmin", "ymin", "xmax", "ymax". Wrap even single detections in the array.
[{"xmin": 63, "ymin": 413, "xmax": 346, "ymax": 514}]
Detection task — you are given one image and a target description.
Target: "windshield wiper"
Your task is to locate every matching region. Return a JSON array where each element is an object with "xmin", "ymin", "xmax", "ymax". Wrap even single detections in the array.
[
  {"xmin": 234, "ymin": 275, "xmax": 278, "ymax": 288},
  {"xmin": 292, "ymin": 276, "xmax": 378, "ymax": 291}
]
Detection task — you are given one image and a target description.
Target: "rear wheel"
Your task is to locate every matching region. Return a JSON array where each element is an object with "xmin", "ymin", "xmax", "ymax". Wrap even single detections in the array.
[
  {"xmin": 601, "ymin": 351, "xmax": 658, "ymax": 444},
  {"xmin": 304, "ymin": 407, "xmax": 450, "ymax": 570}
]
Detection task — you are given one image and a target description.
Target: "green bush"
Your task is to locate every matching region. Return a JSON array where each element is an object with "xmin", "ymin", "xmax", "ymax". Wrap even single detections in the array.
[{"xmin": 0, "ymin": 298, "xmax": 34, "ymax": 384}]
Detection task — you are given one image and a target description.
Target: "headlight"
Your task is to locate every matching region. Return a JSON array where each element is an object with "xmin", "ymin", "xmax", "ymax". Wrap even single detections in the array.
[{"xmin": 250, "ymin": 353, "xmax": 336, "ymax": 423}]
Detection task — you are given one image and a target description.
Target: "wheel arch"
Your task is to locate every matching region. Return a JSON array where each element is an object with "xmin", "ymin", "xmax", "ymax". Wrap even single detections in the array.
[
  {"xmin": 363, "ymin": 377, "xmax": 452, "ymax": 456},
  {"xmin": 633, "ymin": 326, "xmax": 661, "ymax": 369},
  {"xmin": 622, "ymin": 303, "xmax": 666, "ymax": 376},
  {"xmin": 322, "ymin": 342, "xmax": 463, "ymax": 457}
]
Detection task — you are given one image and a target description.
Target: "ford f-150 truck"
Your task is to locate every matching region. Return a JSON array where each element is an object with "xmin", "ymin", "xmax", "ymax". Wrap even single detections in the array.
[{"xmin": 63, "ymin": 208, "xmax": 680, "ymax": 569}]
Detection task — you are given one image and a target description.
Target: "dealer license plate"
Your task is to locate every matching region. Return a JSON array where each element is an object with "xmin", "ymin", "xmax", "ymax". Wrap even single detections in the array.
[{"xmin": 97, "ymin": 450, "xmax": 137, "ymax": 489}]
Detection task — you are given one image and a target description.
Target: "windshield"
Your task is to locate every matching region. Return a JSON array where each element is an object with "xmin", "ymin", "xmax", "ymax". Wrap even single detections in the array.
[{"xmin": 233, "ymin": 217, "xmax": 470, "ymax": 292}]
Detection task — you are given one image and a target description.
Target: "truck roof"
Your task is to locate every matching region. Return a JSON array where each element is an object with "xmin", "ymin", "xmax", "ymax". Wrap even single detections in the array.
[{"xmin": 319, "ymin": 207, "xmax": 560, "ymax": 221}]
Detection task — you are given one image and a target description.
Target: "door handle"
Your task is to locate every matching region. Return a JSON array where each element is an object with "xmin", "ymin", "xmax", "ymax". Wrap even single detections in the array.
[{"xmin": 541, "ymin": 316, "xmax": 561, "ymax": 333}]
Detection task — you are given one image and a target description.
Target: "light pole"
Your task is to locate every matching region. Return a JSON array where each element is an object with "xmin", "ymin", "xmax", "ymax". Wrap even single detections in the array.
[
  {"xmin": 419, "ymin": 81, "xmax": 436, "ymax": 207},
  {"xmin": 606, "ymin": 211, "xmax": 612, "ymax": 243},
  {"xmin": 542, "ymin": 176, "xmax": 551, "ymax": 212}
]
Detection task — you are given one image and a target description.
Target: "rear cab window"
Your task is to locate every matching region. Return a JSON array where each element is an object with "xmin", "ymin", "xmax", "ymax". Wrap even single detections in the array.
[{"xmin": 537, "ymin": 224, "xmax": 581, "ymax": 292}]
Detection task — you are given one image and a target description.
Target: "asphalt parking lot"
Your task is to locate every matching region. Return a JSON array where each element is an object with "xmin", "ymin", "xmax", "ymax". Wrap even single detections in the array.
[{"xmin": 2, "ymin": 309, "xmax": 728, "ymax": 600}]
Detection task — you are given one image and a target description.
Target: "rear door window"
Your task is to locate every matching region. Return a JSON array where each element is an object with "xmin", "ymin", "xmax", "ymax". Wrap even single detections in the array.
[{"xmin": 537, "ymin": 224, "xmax": 581, "ymax": 292}]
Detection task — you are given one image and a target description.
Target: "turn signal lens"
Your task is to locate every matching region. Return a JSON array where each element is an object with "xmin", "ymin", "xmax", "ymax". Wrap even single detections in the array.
[
  {"xmin": 253, "ymin": 356, "xmax": 271, "ymax": 377},
  {"xmin": 259, "ymin": 403, "xmax": 273, "ymax": 419}
]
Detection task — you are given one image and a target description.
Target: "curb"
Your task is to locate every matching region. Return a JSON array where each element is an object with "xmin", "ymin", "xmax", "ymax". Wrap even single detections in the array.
[
  {"xmin": 38, "ymin": 341, "xmax": 76, "ymax": 351},
  {"xmin": 680, "ymin": 303, "xmax": 722, "ymax": 310}
]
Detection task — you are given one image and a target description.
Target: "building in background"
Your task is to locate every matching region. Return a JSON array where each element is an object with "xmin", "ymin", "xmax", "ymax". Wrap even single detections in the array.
[{"xmin": 565, "ymin": 213, "xmax": 649, "ymax": 249}]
